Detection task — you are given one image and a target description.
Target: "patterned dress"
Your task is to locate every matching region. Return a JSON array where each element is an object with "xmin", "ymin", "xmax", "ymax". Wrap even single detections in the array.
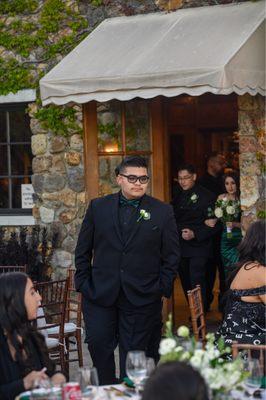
[{"xmin": 216, "ymin": 285, "xmax": 266, "ymax": 345}]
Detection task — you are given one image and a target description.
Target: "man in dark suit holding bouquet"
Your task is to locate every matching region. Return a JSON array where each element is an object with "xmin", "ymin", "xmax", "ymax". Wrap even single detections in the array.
[{"xmin": 75, "ymin": 156, "xmax": 180, "ymax": 384}]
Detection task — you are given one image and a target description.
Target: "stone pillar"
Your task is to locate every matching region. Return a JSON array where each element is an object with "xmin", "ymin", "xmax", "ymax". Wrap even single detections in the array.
[
  {"xmin": 29, "ymin": 104, "xmax": 87, "ymax": 276},
  {"xmin": 238, "ymin": 94, "xmax": 265, "ymax": 231}
]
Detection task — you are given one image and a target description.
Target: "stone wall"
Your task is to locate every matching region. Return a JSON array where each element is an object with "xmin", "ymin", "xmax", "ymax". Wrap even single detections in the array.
[
  {"xmin": 29, "ymin": 104, "xmax": 87, "ymax": 276},
  {"xmin": 238, "ymin": 94, "xmax": 265, "ymax": 231}
]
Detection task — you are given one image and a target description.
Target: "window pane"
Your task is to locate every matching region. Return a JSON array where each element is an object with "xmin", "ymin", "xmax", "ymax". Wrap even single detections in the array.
[
  {"xmin": 9, "ymin": 109, "xmax": 31, "ymax": 142},
  {"xmin": 98, "ymin": 155, "xmax": 122, "ymax": 197},
  {"xmin": 0, "ymin": 145, "xmax": 8, "ymax": 175},
  {"xmin": 125, "ymin": 100, "xmax": 150, "ymax": 152},
  {"xmin": 10, "ymin": 144, "xmax": 32, "ymax": 175},
  {"xmin": 12, "ymin": 177, "xmax": 32, "ymax": 208},
  {"xmin": 0, "ymin": 111, "xmax": 7, "ymax": 142},
  {"xmin": 97, "ymin": 101, "xmax": 122, "ymax": 152},
  {"xmin": 0, "ymin": 178, "xmax": 9, "ymax": 208}
]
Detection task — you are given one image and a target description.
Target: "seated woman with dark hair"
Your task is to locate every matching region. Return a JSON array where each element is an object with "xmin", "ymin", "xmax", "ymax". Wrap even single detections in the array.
[
  {"xmin": 142, "ymin": 361, "xmax": 209, "ymax": 400},
  {"xmin": 0, "ymin": 272, "xmax": 65, "ymax": 400},
  {"xmin": 216, "ymin": 220, "xmax": 266, "ymax": 346}
]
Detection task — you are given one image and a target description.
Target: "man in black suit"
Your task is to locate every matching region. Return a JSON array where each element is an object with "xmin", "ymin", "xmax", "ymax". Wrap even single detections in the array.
[
  {"xmin": 172, "ymin": 164, "xmax": 219, "ymax": 310},
  {"xmin": 198, "ymin": 152, "xmax": 226, "ymax": 310},
  {"xmin": 75, "ymin": 156, "xmax": 180, "ymax": 384}
]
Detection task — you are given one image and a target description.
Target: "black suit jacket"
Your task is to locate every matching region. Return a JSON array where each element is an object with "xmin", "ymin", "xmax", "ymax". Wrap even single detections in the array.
[
  {"xmin": 172, "ymin": 184, "xmax": 221, "ymax": 258},
  {"xmin": 75, "ymin": 193, "xmax": 180, "ymax": 307}
]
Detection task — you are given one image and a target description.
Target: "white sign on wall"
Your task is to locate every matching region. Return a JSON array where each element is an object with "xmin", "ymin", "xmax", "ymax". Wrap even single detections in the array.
[{"xmin": 21, "ymin": 184, "xmax": 34, "ymax": 209}]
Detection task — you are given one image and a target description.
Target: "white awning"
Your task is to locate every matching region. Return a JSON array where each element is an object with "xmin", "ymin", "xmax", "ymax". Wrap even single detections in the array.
[{"xmin": 40, "ymin": 1, "xmax": 265, "ymax": 105}]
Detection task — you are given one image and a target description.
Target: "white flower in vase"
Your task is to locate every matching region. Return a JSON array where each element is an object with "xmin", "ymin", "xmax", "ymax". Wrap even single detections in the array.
[
  {"xmin": 159, "ymin": 338, "xmax": 176, "ymax": 355},
  {"xmin": 177, "ymin": 325, "xmax": 190, "ymax": 338}
]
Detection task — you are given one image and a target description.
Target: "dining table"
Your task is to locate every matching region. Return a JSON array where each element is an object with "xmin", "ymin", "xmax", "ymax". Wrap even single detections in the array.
[{"xmin": 16, "ymin": 384, "xmax": 266, "ymax": 399}]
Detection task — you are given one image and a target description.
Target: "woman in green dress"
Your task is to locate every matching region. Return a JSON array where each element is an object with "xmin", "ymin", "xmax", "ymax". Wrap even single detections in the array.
[{"xmin": 218, "ymin": 173, "xmax": 242, "ymax": 277}]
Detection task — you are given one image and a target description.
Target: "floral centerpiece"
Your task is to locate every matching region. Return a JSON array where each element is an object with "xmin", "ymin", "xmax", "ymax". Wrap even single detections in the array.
[
  {"xmin": 214, "ymin": 198, "xmax": 241, "ymax": 238},
  {"xmin": 159, "ymin": 315, "xmax": 247, "ymax": 399}
]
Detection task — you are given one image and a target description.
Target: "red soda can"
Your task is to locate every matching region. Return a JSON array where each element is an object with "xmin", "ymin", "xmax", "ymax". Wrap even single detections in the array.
[{"xmin": 62, "ymin": 382, "xmax": 82, "ymax": 400}]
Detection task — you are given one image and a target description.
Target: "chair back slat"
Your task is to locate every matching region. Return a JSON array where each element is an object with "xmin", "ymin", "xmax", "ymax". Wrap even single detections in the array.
[
  {"xmin": 64, "ymin": 268, "xmax": 83, "ymax": 371},
  {"xmin": 67, "ymin": 267, "xmax": 76, "ymax": 291},
  {"xmin": 187, "ymin": 285, "xmax": 206, "ymax": 342},
  {"xmin": 232, "ymin": 343, "xmax": 266, "ymax": 372},
  {"xmin": 0, "ymin": 265, "xmax": 27, "ymax": 274}
]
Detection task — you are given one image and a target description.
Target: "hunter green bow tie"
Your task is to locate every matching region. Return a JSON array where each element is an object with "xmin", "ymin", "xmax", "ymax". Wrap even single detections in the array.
[{"xmin": 119, "ymin": 195, "xmax": 140, "ymax": 208}]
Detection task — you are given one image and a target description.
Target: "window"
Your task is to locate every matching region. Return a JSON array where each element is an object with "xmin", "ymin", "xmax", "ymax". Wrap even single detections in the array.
[
  {"xmin": 0, "ymin": 103, "xmax": 33, "ymax": 214},
  {"xmin": 97, "ymin": 99, "xmax": 152, "ymax": 196}
]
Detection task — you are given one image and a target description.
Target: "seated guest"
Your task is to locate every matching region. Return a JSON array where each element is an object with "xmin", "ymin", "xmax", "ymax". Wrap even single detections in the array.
[
  {"xmin": 216, "ymin": 220, "xmax": 265, "ymax": 346},
  {"xmin": 0, "ymin": 272, "xmax": 65, "ymax": 400},
  {"xmin": 142, "ymin": 361, "xmax": 209, "ymax": 400}
]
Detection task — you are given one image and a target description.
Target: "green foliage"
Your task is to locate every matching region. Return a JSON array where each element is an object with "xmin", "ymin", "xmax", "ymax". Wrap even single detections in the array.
[
  {"xmin": 0, "ymin": 57, "xmax": 35, "ymax": 95},
  {"xmin": 91, "ymin": 0, "xmax": 103, "ymax": 6},
  {"xmin": 34, "ymin": 105, "xmax": 82, "ymax": 137},
  {"xmin": 0, "ymin": 0, "xmax": 89, "ymax": 136},
  {"xmin": 257, "ymin": 210, "xmax": 266, "ymax": 219},
  {"xmin": 0, "ymin": 0, "xmax": 38, "ymax": 14}
]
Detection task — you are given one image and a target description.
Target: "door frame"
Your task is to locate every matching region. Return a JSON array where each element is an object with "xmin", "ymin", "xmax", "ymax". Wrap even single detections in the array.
[{"xmin": 82, "ymin": 97, "xmax": 173, "ymax": 320}]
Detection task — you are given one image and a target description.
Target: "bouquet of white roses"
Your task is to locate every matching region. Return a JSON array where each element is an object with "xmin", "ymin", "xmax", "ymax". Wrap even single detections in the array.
[
  {"xmin": 159, "ymin": 315, "xmax": 247, "ymax": 399},
  {"xmin": 214, "ymin": 198, "xmax": 241, "ymax": 238}
]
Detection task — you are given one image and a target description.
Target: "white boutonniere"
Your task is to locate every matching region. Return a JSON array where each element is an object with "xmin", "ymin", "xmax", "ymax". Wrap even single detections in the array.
[
  {"xmin": 137, "ymin": 209, "xmax": 151, "ymax": 222},
  {"xmin": 189, "ymin": 193, "xmax": 199, "ymax": 204}
]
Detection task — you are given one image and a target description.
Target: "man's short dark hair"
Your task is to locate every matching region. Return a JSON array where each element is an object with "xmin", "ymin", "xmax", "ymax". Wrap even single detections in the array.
[
  {"xmin": 206, "ymin": 151, "xmax": 223, "ymax": 163},
  {"xmin": 115, "ymin": 156, "xmax": 148, "ymax": 176},
  {"xmin": 177, "ymin": 164, "xmax": 196, "ymax": 175}
]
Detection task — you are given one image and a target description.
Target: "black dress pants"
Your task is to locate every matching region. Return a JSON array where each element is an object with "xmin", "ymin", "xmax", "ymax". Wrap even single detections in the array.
[
  {"xmin": 82, "ymin": 290, "xmax": 162, "ymax": 385},
  {"xmin": 179, "ymin": 256, "xmax": 208, "ymax": 310}
]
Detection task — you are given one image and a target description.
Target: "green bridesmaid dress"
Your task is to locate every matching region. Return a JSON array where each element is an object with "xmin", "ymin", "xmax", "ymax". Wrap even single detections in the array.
[{"xmin": 221, "ymin": 226, "xmax": 242, "ymax": 277}]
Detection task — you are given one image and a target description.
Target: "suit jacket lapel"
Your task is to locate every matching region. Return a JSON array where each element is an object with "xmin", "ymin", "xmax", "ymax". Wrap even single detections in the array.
[
  {"xmin": 124, "ymin": 195, "xmax": 151, "ymax": 248},
  {"xmin": 111, "ymin": 193, "xmax": 123, "ymax": 244}
]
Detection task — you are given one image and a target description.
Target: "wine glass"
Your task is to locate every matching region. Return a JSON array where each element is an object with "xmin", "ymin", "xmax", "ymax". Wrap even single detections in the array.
[
  {"xmin": 126, "ymin": 351, "xmax": 147, "ymax": 395},
  {"xmin": 243, "ymin": 359, "xmax": 262, "ymax": 396},
  {"xmin": 78, "ymin": 367, "xmax": 99, "ymax": 398},
  {"xmin": 146, "ymin": 357, "xmax": 155, "ymax": 377}
]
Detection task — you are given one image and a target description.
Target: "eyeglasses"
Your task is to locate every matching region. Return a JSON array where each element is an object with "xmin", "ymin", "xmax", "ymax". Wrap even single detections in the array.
[
  {"xmin": 177, "ymin": 174, "xmax": 194, "ymax": 182},
  {"xmin": 119, "ymin": 174, "xmax": 149, "ymax": 184}
]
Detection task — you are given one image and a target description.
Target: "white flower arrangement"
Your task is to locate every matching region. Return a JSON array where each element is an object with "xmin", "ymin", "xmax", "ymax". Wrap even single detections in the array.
[
  {"xmin": 213, "ymin": 198, "xmax": 241, "ymax": 238},
  {"xmin": 159, "ymin": 315, "xmax": 247, "ymax": 399},
  {"xmin": 137, "ymin": 209, "xmax": 151, "ymax": 222}
]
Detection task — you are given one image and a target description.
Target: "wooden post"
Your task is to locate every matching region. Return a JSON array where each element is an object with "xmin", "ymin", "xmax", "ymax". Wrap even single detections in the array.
[
  {"xmin": 82, "ymin": 102, "xmax": 99, "ymax": 202},
  {"xmin": 150, "ymin": 97, "xmax": 168, "ymax": 201},
  {"xmin": 150, "ymin": 97, "xmax": 173, "ymax": 322}
]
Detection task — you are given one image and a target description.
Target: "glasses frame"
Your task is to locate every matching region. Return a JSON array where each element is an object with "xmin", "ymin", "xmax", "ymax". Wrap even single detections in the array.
[
  {"xmin": 119, "ymin": 173, "xmax": 150, "ymax": 184},
  {"xmin": 177, "ymin": 174, "xmax": 194, "ymax": 182}
]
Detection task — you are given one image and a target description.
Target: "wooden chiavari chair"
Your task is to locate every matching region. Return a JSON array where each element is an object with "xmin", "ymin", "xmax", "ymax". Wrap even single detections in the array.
[
  {"xmin": 35, "ymin": 278, "xmax": 69, "ymax": 375},
  {"xmin": 187, "ymin": 285, "xmax": 206, "ymax": 343},
  {"xmin": 0, "ymin": 265, "xmax": 27, "ymax": 273}
]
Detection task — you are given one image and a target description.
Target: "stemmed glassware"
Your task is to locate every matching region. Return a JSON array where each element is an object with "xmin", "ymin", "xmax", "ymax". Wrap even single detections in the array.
[
  {"xmin": 126, "ymin": 351, "xmax": 148, "ymax": 395},
  {"xmin": 243, "ymin": 359, "xmax": 262, "ymax": 397},
  {"xmin": 145, "ymin": 357, "xmax": 155, "ymax": 377},
  {"xmin": 78, "ymin": 367, "xmax": 99, "ymax": 398}
]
